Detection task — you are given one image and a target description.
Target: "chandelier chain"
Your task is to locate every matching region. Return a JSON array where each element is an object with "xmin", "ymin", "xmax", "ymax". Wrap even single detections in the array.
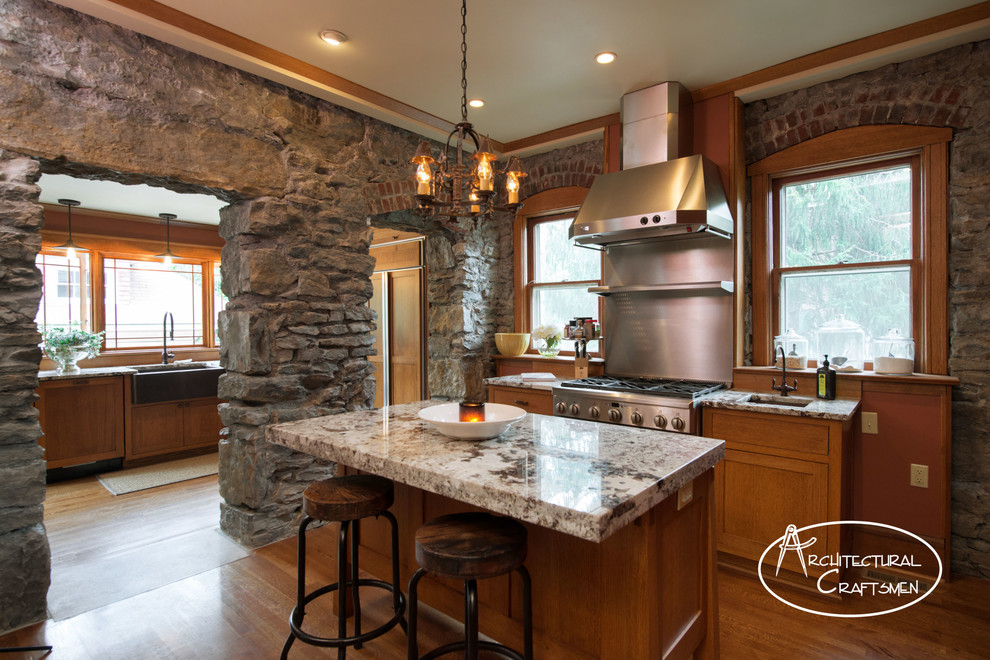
[{"xmin": 460, "ymin": 0, "xmax": 468, "ymax": 123}]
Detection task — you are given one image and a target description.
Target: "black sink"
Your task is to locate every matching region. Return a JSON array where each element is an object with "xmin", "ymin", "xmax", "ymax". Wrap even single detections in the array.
[{"xmin": 131, "ymin": 366, "xmax": 223, "ymax": 404}]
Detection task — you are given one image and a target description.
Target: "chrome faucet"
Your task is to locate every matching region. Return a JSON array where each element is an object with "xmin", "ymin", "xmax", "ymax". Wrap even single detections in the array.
[
  {"xmin": 771, "ymin": 346, "xmax": 798, "ymax": 396},
  {"xmin": 162, "ymin": 311, "xmax": 175, "ymax": 364}
]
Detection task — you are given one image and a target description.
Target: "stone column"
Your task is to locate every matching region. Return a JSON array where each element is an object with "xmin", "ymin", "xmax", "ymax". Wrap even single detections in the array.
[
  {"xmin": 0, "ymin": 152, "xmax": 49, "ymax": 633},
  {"xmin": 216, "ymin": 195, "xmax": 378, "ymax": 547}
]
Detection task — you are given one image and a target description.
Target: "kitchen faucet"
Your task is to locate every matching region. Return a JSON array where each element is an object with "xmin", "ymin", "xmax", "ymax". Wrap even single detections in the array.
[
  {"xmin": 162, "ymin": 311, "xmax": 175, "ymax": 364},
  {"xmin": 771, "ymin": 345, "xmax": 798, "ymax": 396}
]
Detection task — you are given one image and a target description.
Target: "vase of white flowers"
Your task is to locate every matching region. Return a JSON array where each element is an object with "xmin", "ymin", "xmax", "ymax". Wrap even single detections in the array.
[
  {"xmin": 41, "ymin": 327, "xmax": 104, "ymax": 374},
  {"xmin": 532, "ymin": 324, "xmax": 563, "ymax": 358}
]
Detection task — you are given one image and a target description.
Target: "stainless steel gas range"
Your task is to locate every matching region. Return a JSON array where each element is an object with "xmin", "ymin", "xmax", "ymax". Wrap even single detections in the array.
[{"xmin": 552, "ymin": 376, "xmax": 725, "ymax": 435}]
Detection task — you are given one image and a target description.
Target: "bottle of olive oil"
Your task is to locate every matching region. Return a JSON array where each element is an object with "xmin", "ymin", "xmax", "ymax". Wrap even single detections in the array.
[{"xmin": 817, "ymin": 355, "xmax": 836, "ymax": 400}]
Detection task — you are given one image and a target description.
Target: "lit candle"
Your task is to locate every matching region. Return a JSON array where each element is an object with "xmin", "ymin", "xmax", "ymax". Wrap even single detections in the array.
[{"xmin": 458, "ymin": 401, "xmax": 486, "ymax": 422}]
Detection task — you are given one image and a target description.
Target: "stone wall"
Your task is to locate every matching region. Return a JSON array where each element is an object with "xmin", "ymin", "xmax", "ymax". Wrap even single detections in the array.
[
  {"xmin": 0, "ymin": 153, "xmax": 49, "ymax": 633},
  {"xmin": 743, "ymin": 40, "xmax": 990, "ymax": 578},
  {"xmin": 0, "ymin": 0, "xmax": 556, "ymax": 627}
]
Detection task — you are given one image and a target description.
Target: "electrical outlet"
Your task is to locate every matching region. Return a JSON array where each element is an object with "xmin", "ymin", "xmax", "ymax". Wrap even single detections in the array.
[
  {"xmin": 910, "ymin": 464, "xmax": 929, "ymax": 488},
  {"xmin": 862, "ymin": 411, "xmax": 879, "ymax": 434}
]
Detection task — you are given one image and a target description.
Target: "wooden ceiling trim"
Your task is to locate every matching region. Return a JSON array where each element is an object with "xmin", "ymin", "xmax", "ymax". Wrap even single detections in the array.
[
  {"xmin": 106, "ymin": 0, "xmax": 456, "ymax": 136},
  {"xmin": 691, "ymin": 1, "xmax": 990, "ymax": 102}
]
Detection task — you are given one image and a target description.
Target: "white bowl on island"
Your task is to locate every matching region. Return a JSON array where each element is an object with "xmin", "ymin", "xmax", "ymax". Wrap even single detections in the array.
[{"xmin": 418, "ymin": 403, "xmax": 527, "ymax": 440}]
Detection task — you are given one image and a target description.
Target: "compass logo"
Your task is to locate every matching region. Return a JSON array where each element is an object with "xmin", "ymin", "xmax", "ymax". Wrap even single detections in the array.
[{"xmin": 774, "ymin": 523, "xmax": 817, "ymax": 577}]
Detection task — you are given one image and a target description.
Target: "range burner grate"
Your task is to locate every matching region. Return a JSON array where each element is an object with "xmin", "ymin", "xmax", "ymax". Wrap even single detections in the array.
[{"xmin": 560, "ymin": 376, "xmax": 726, "ymax": 399}]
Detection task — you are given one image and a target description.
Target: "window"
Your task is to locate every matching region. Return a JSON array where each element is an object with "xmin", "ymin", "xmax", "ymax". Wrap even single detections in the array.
[
  {"xmin": 35, "ymin": 251, "xmax": 92, "ymax": 332},
  {"xmin": 514, "ymin": 187, "xmax": 602, "ymax": 355},
  {"xmin": 749, "ymin": 125, "xmax": 950, "ymax": 373},
  {"xmin": 35, "ymin": 248, "xmax": 222, "ymax": 353},
  {"xmin": 103, "ymin": 257, "xmax": 204, "ymax": 349},
  {"xmin": 775, "ymin": 160, "xmax": 917, "ymax": 358}
]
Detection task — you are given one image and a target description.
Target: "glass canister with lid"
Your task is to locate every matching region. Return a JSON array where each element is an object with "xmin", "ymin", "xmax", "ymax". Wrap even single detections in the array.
[
  {"xmin": 774, "ymin": 329, "xmax": 809, "ymax": 369},
  {"xmin": 816, "ymin": 315, "xmax": 867, "ymax": 371},
  {"xmin": 873, "ymin": 328, "xmax": 915, "ymax": 374}
]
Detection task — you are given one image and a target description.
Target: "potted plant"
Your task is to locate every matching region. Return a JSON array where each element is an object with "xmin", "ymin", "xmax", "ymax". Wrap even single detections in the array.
[
  {"xmin": 41, "ymin": 326, "xmax": 104, "ymax": 374},
  {"xmin": 532, "ymin": 324, "xmax": 563, "ymax": 358}
]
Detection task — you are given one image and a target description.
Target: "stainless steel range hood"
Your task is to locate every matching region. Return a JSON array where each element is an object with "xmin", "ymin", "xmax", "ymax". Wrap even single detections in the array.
[{"xmin": 570, "ymin": 82, "xmax": 733, "ymax": 247}]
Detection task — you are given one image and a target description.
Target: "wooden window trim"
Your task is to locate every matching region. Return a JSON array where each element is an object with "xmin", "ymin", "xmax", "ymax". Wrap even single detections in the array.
[
  {"xmin": 512, "ymin": 186, "xmax": 602, "ymax": 356},
  {"xmin": 749, "ymin": 125, "xmax": 951, "ymax": 374},
  {"xmin": 39, "ymin": 230, "xmax": 224, "ymax": 352}
]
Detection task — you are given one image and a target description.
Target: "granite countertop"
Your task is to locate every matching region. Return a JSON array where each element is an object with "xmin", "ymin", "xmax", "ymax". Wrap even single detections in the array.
[
  {"xmin": 267, "ymin": 400, "xmax": 725, "ymax": 543},
  {"xmin": 484, "ymin": 375, "xmax": 566, "ymax": 391},
  {"xmin": 38, "ymin": 360, "xmax": 222, "ymax": 382},
  {"xmin": 700, "ymin": 390, "xmax": 859, "ymax": 421}
]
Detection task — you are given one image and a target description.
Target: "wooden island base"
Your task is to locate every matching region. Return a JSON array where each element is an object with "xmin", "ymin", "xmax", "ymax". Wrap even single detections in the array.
[{"xmin": 337, "ymin": 466, "xmax": 718, "ymax": 660}]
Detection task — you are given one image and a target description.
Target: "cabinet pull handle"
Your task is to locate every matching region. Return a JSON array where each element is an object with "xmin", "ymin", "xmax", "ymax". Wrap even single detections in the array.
[
  {"xmin": 514, "ymin": 399, "xmax": 529, "ymax": 406},
  {"xmin": 72, "ymin": 379, "xmax": 90, "ymax": 386}
]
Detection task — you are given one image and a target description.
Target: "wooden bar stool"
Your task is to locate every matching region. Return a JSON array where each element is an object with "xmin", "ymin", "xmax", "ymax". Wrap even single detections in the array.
[
  {"xmin": 281, "ymin": 475, "xmax": 406, "ymax": 659},
  {"xmin": 407, "ymin": 512, "xmax": 533, "ymax": 660}
]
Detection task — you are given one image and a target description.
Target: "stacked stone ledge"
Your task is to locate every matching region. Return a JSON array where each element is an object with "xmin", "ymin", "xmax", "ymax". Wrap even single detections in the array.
[{"xmin": 0, "ymin": 152, "xmax": 49, "ymax": 633}]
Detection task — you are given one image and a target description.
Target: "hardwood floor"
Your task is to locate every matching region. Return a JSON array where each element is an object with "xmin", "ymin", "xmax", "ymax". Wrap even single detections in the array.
[{"xmin": 1, "ymin": 474, "xmax": 988, "ymax": 659}]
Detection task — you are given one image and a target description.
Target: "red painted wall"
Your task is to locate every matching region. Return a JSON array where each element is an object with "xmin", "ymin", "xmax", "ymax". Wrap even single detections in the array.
[{"xmin": 853, "ymin": 391, "xmax": 943, "ymax": 537}]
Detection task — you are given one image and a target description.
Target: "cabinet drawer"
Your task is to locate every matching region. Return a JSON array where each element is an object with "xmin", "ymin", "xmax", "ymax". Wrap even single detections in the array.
[
  {"xmin": 488, "ymin": 386, "xmax": 553, "ymax": 415},
  {"xmin": 708, "ymin": 410, "xmax": 829, "ymax": 456}
]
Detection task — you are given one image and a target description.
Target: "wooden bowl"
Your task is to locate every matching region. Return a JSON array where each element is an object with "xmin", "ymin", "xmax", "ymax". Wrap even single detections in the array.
[{"xmin": 495, "ymin": 333, "xmax": 530, "ymax": 356}]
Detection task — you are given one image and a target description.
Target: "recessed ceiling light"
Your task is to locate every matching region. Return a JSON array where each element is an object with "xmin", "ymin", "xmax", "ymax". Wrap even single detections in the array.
[
  {"xmin": 319, "ymin": 30, "xmax": 348, "ymax": 46},
  {"xmin": 468, "ymin": 99, "xmax": 485, "ymax": 108},
  {"xmin": 595, "ymin": 52, "xmax": 616, "ymax": 64}
]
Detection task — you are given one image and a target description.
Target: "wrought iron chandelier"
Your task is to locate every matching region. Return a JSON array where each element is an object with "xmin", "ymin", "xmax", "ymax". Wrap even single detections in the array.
[{"xmin": 411, "ymin": 0, "xmax": 526, "ymax": 220}]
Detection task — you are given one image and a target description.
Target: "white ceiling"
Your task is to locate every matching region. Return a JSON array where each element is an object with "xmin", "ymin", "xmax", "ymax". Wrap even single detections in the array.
[
  {"xmin": 41, "ymin": 1, "xmax": 990, "ymax": 218},
  {"xmin": 39, "ymin": 174, "xmax": 227, "ymax": 225}
]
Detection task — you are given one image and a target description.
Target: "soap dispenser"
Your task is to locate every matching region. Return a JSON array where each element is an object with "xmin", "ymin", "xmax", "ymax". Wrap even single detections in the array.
[{"xmin": 817, "ymin": 355, "xmax": 836, "ymax": 400}]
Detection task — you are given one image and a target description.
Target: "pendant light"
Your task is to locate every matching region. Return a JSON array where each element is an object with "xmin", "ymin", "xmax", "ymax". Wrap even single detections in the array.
[
  {"xmin": 156, "ymin": 212, "xmax": 178, "ymax": 266},
  {"xmin": 410, "ymin": 0, "xmax": 527, "ymax": 220},
  {"xmin": 54, "ymin": 198, "xmax": 82, "ymax": 259}
]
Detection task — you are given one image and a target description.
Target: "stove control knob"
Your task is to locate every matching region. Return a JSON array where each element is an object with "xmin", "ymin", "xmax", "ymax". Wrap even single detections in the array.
[
  {"xmin": 652, "ymin": 215, "xmax": 662, "ymax": 223},
  {"xmin": 589, "ymin": 406, "xmax": 600, "ymax": 419},
  {"xmin": 671, "ymin": 417, "xmax": 686, "ymax": 431},
  {"xmin": 569, "ymin": 403, "xmax": 581, "ymax": 416},
  {"xmin": 631, "ymin": 411, "xmax": 643, "ymax": 425},
  {"xmin": 640, "ymin": 216, "xmax": 649, "ymax": 225},
  {"xmin": 654, "ymin": 414, "xmax": 667, "ymax": 428},
  {"xmin": 608, "ymin": 408, "xmax": 622, "ymax": 422},
  {"xmin": 555, "ymin": 402, "xmax": 567, "ymax": 415}
]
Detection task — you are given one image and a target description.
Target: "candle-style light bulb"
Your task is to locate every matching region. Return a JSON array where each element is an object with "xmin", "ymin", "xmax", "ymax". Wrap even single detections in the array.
[
  {"xmin": 411, "ymin": 141, "xmax": 436, "ymax": 197},
  {"xmin": 416, "ymin": 161, "xmax": 432, "ymax": 195},
  {"xmin": 506, "ymin": 171, "xmax": 520, "ymax": 204},
  {"xmin": 504, "ymin": 157, "xmax": 527, "ymax": 205},
  {"xmin": 476, "ymin": 158, "xmax": 493, "ymax": 191}
]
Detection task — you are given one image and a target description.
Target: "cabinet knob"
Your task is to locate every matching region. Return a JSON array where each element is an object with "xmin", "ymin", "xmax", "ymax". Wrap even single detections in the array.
[{"xmin": 513, "ymin": 400, "xmax": 529, "ymax": 406}]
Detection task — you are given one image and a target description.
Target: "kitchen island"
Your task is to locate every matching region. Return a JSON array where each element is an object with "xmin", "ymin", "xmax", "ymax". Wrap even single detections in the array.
[{"xmin": 267, "ymin": 400, "xmax": 724, "ymax": 659}]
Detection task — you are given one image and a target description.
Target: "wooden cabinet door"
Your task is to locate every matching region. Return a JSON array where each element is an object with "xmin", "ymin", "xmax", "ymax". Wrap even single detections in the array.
[
  {"xmin": 37, "ymin": 376, "xmax": 124, "ymax": 469},
  {"xmin": 128, "ymin": 402, "xmax": 184, "ymax": 458},
  {"xmin": 182, "ymin": 398, "xmax": 223, "ymax": 448},
  {"xmin": 716, "ymin": 449, "xmax": 831, "ymax": 576},
  {"xmin": 387, "ymin": 269, "xmax": 423, "ymax": 405}
]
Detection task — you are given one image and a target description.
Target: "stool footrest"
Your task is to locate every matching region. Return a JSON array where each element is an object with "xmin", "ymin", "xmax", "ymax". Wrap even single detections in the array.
[{"xmin": 289, "ymin": 578, "xmax": 405, "ymax": 648}]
